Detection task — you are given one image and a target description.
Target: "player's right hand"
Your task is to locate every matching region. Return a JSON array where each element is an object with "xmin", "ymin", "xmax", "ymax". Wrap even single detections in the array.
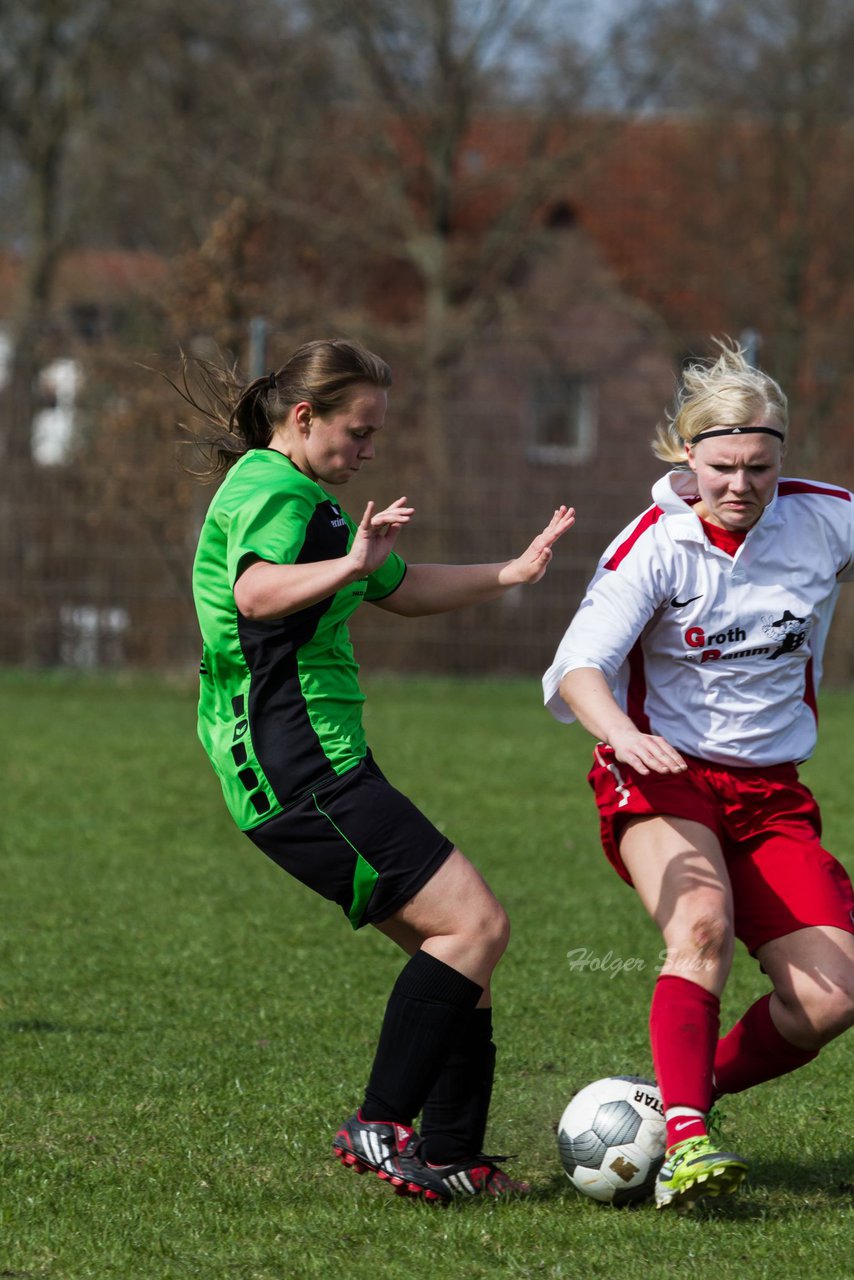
[{"xmin": 609, "ymin": 728, "xmax": 688, "ymax": 776}]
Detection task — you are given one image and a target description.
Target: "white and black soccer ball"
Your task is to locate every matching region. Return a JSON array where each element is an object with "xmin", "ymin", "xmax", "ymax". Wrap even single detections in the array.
[{"xmin": 557, "ymin": 1076, "xmax": 666, "ymax": 1205}]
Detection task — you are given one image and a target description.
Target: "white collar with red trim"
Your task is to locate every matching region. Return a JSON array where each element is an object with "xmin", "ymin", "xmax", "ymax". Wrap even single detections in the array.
[{"xmin": 651, "ymin": 469, "xmax": 781, "ymax": 538}]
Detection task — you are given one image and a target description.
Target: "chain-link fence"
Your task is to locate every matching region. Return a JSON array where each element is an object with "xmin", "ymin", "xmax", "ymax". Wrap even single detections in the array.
[{"xmin": 3, "ymin": 319, "xmax": 854, "ymax": 683}]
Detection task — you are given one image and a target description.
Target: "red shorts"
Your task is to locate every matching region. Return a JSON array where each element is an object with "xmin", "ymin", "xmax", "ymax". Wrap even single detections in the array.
[{"xmin": 588, "ymin": 744, "xmax": 854, "ymax": 954}]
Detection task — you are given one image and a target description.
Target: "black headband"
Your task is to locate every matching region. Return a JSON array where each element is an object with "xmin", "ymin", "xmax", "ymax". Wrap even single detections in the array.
[
  {"xmin": 690, "ymin": 425, "xmax": 785, "ymax": 445},
  {"xmin": 267, "ymin": 371, "xmax": 277, "ymax": 391}
]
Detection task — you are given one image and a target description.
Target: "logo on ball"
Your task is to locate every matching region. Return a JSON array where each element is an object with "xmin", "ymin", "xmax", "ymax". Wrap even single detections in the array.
[{"xmin": 557, "ymin": 1076, "xmax": 666, "ymax": 1205}]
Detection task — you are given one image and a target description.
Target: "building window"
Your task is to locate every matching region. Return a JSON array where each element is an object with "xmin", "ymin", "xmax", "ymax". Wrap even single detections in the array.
[
  {"xmin": 31, "ymin": 358, "xmax": 82, "ymax": 466},
  {"xmin": 526, "ymin": 373, "xmax": 596, "ymax": 465},
  {"xmin": 59, "ymin": 604, "xmax": 129, "ymax": 668},
  {"xmin": 543, "ymin": 200, "xmax": 578, "ymax": 230}
]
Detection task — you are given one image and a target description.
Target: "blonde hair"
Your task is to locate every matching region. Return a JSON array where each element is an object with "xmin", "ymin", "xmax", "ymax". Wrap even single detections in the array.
[{"xmin": 653, "ymin": 339, "xmax": 788, "ymax": 464}]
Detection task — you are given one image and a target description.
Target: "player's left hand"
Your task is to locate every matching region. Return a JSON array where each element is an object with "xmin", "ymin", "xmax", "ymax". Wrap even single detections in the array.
[
  {"xmin": 347, "ymin": 496, "xmax": 415, "ymax": 577},
  {"xmin": 500, "ymin": 505, "xmax": 576, "ymax": 586}
]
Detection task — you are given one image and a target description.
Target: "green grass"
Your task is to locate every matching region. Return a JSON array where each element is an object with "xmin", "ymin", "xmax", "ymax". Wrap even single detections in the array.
[{"xmin": 1, "ymin": 672, "xmax": 852, "ymax": 1279}]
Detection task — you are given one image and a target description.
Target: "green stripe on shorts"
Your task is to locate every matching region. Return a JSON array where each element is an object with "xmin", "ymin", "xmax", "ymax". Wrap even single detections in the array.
[{"xmin": 311, "ymin": 793, "xmax": 379, "ymax": 929}]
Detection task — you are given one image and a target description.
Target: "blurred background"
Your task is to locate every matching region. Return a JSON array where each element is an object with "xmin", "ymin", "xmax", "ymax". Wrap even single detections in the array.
[{"xmin": 2, "ymin": 0, "xmax": 854, "ymax": 678}]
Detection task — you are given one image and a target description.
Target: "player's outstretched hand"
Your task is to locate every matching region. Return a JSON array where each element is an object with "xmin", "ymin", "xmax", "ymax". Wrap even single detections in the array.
[
  {"xmin": 348, "ymin": 497, "xmax": 414, "ymax": 577},
  {"xmin": 499, "ymin": 505, "xmax": 576, "ymax": 587}
]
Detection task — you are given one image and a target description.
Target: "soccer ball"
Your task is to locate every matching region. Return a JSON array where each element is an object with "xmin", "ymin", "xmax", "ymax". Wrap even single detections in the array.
[{"xmin": 557, "ymin": 1076, "xmax": 666, "ymax": 1205}]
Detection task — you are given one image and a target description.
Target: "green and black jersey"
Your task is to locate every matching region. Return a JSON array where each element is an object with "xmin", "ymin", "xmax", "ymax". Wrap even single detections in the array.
[{"xmin": 192, "ymin": 449, "xmax": 406, "ymax": 830}]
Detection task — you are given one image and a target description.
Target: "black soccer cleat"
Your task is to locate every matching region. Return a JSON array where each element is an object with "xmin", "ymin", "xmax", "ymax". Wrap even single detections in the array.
[
  {"xmin": 431, "ymin": 1153, "xmax": 531, "ymax": 1199},
  {"xmin": 332, "ymin": 1111, "xmax": 452, "ymax": 1203}
]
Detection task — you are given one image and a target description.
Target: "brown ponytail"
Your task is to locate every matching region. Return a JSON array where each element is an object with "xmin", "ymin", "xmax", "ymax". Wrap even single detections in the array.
[{"xmin": 172, "ymin": 338, "xmax": 392, "ymax": 481}]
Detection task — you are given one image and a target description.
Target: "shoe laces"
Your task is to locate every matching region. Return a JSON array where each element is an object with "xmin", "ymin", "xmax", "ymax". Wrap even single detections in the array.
[
  {"xmin": 706, "ymin": 1104, "xmax": 728, "ymax": 1142},
  {"xmin": 398, "ymin": 1132, "xmax": 429, "ymax": 1162},
  {"xmin": 456, "ymin": 1154, "xmax": 525, "ymax": 1191},
  {"xmin": 662, "ymin": 1134, "xmax": 715, "ymax": 1171},
  {"xmin": 437, "ymin": 1152, "xmax": 507, "ymax": 1172}
]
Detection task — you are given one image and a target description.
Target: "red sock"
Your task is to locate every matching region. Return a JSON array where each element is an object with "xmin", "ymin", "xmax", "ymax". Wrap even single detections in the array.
[
  {"xmin": 713, "ymin": 993, "xmax": 819, "ymax": 1097},
  {"xmin": 650, "ymin": 975, "xmax": 720, "ymax": 1147}
]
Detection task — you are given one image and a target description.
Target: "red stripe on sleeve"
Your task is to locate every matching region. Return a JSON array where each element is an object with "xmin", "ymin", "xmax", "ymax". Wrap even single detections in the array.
[
  {"xmin": 605, "ymin": 506, "xmax": 664, "ymax": 570},
  {"xmin": 778, "ymin": 480, "xmax": 851, "ymax": 501}
]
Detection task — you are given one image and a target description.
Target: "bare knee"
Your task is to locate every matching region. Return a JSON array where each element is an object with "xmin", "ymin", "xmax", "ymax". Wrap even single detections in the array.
[
  {"xmin": 424, "ymin": 895, "xmax": 509, "ymax": 987},
  {"xmin": 761, "ymin": 927, "xmax": 854, "ymax": 1049},
  {"xmin": 774, "ymin": 977, "xmax": 854, "ymax": 1048},
  {"xmin": 386, "ymin": 849, "xmax": 510, "ymax": 985},
  {"xmin": 661, "ymin": 912, "xmax": 734, "ymax": 991},
  {"xmin": 451, "ymin": 893, "xmax": 509, "ymax": 964},
  {"xmin": 479, "ymin": 899, "xmax": 510, "ymax": 963}
]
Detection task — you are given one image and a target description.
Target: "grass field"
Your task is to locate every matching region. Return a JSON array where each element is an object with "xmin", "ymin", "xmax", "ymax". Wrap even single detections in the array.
[{"xmin": 1, "ymin": 672, "xmax": 852, "ymax": 1279}]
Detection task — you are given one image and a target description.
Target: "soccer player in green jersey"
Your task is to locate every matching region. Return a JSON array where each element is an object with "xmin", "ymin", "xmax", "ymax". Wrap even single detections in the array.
[{"xmin": 188, "ymin": 337, "xmax": 574, "ymax": 1202}]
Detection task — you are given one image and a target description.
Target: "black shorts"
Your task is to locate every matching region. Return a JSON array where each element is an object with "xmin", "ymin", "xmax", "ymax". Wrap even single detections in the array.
[{"xmin": 245, "ymin": 754, "xmax": 455, "ymax": 929}]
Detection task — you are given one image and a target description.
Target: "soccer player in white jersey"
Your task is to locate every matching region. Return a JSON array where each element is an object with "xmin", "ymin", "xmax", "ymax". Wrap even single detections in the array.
[{"xmin": 544, "ymin": 341, "xmax": 854, "ymax": 1211}]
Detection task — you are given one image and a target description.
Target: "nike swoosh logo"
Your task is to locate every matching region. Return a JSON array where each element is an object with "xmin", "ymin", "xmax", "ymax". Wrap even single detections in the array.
[{"xmin": 670, "ymin": 594, "xmax": 702, "ymax": 608}]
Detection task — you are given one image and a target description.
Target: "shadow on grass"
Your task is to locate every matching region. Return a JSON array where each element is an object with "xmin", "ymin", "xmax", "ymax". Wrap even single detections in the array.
[
  {"xmin": 745, "ymin": 1155, "xmax": 853, "ymax": 1202},
  {"xmin": 531, "ymin": 1160, "xmax": 853, "ymax": 1218},
  {"xmin": 2, "ymin": 1019, "xmax": 110, "ymax": 1035}
]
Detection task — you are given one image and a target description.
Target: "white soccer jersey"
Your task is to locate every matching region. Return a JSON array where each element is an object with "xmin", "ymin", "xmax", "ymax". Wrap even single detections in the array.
[{"xmin": 544, "ymin": 471, "xmax": 854, "ymax": 767}]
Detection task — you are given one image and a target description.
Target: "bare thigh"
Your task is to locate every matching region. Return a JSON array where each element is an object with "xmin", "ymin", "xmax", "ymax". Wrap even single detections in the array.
[{"xmin": 620, "ymin": 815, "xmax": 734, "ymax": 994}]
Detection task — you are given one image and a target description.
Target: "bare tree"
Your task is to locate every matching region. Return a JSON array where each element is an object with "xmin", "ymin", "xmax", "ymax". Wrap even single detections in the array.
[
  {"xmin": 0, "ymin": 0, "xmax": 322, "ymax": 662},
  {"xmin": 67, "ymin": 0, "xmax": 323, "ymax": 253},
  {"xmin": 236, "ymin": 1, "xmax": 623, "ymax": 495},
  {"xmin": 0, "ymin": 0, "xmax": 672, "ymax": 667},
  {"xmin": 603, "ymin": 0, "xmax": 854, "ymax": 469},
  {"xmin": 156, "ymin": 2, "xmax": 629, "ymax": 494},
  {"xmin": 0, "ymin": 0, "xmax": 128, "ymax": 459}
]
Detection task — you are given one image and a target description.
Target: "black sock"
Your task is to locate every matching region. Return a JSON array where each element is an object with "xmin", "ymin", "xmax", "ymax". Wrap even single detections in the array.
[
  {"xmin": 361, "ymin": 950, "xmax": 483, "ymax": 1125},
  {"xmin": 419, "ymin": 1007, "xmax": 496, "ymax": 1165}
]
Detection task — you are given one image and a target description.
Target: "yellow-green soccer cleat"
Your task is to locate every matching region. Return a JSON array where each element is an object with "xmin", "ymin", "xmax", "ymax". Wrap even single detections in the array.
[{"xmin": 655, "ymin": 1135, "xmax": 748, "ymax": 1211}]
